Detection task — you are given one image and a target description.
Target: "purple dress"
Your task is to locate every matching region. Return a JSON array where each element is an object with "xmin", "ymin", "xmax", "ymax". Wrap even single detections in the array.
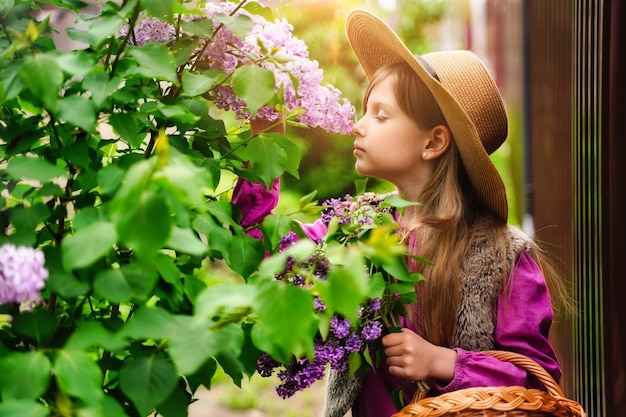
[{"xmin": 233, "ymin": 179, "xmax": 562, "ymax": 417}]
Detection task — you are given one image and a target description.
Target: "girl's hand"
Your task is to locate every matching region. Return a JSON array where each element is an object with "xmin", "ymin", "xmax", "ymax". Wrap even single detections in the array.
[{"xmin": 382, "ymin": 328, "xmax": 457, "ymax": 382}]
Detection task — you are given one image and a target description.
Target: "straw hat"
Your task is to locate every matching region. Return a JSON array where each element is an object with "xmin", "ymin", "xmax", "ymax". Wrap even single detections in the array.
[{"xmin": 346, "ymin": 9, "xmax": 509, "ymax": 222}]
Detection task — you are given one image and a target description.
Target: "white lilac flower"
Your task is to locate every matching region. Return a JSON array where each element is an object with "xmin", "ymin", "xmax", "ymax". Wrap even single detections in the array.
[{"xmin": 0, "ymin": 244, "xmax": 49, "ymax": 305}]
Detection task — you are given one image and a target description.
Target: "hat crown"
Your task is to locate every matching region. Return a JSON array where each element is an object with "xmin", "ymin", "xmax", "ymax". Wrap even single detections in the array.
[{"xmin": 422, "ymin": 51, "xmax": 508, "ymax": 155}]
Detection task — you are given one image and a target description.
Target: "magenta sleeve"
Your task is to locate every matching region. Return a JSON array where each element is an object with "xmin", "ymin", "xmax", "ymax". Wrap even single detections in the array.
[
  {"xmin": 231, "ymin": 178, "xmax": 328, "ymax": 241},
  {"xmin": 231, "ymin": 178, "xmax": 280, "ymax": 239},
  {"xmin": 437, "ymin": 251, "xmax": 561, "ymax": 392}
]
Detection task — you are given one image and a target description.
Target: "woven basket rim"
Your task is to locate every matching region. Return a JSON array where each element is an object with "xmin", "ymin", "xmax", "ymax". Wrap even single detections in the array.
[{"xmin": 391, "ymin": 350, "xmax": 587, "ymax": 417}]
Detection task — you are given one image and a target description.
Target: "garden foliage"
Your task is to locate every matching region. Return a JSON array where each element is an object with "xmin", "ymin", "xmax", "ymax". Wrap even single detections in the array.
[{"xmin": 0, "ymin": 1, "xmax": 414, "ymax": 416}]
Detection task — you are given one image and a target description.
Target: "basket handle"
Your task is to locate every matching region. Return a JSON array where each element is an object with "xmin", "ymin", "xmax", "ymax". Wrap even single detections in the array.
[
  {"xmin": 410, "ymin": 350, "xmax": 565, "ymax": 404},
  {"xmin": 481, "ymin": 350, "xmax": 566, "ymax": 398}
]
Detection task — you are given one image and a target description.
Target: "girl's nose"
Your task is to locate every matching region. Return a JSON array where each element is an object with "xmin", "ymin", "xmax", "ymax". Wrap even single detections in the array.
[{"xmin": 352, "ymin": 118, "xmax": 363, "ymax": 136}]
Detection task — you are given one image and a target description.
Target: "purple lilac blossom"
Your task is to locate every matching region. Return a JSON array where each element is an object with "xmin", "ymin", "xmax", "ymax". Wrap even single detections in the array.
[
  {"xmin": 345, "ymin": 333, "xmax": 363, "ymax": 353},
  {"xmin": 0, "ymin": 244, "xmax": 48, "ymax": 304},
  {"xmin": 313, "ymin": 296, "xmax": 326, "ymax": 312},
  {"xmin": 361, "ymin": 321, "xmax": 383, "ymax": 341},
  {"xmin": 330, "ymin": 315, "xmax": 351, "ymax": 339},
  {"xmin": 321, "ymin": 195, "xmax": 353, "ymax": 225},
  {"xmin": 367, "ymin": 298, "xmax": 382, "ymax": 312}
]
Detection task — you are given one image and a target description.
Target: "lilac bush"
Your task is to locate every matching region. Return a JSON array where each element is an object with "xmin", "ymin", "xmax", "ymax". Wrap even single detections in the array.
[{"xmin": 123, "ymin": 1, "xmax": 355, "ymax": 134}]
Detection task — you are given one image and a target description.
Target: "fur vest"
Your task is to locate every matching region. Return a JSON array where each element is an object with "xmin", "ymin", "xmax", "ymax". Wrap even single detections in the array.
[{"xmin": 321, "ymin": 193, "xmax": 534, "ymax": 417}]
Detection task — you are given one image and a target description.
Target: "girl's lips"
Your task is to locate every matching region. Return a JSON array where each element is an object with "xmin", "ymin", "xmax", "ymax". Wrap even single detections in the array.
[{"xmin": 353, "ymin": 146, "xmax": 364, "ymax": 156}]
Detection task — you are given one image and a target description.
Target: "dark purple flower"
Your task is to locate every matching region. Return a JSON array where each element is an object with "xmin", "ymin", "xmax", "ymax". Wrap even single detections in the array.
[{"xmin": 256, "ymin": 353, "xmax": 281, "ymax": 377}]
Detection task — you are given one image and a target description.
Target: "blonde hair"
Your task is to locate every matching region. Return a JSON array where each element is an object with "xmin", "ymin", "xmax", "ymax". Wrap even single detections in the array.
[{"xmin": 365, "ymin": 62, "xmax": 571, "ymax": 346}]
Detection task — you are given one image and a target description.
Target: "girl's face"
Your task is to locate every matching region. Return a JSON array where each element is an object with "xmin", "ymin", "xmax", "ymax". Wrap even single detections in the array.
[{"xmin": 352, "ymin": 74, "xmax": 434, "ymax": 194}]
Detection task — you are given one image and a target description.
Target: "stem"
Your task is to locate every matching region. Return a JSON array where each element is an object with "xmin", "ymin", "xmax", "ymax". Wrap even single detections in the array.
[
  {"xmin": 143, "ymin": 129, "xmax": 158, "ymax": 158},
  {"xmin": 0, "ymin": 16, "xmax": 13, "ymax": 45},
  {"xmin": 189, "ymin": 0, "xmax": 249, "ymax": 72},
  {"xmin": 109, "ymin": 1, "xmax": 141, "ymax": 79}
]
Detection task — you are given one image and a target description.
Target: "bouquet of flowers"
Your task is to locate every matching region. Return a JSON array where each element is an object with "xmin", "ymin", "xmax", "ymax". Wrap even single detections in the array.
[
  {"xmin": 122, "ymin": 0, "xmax": 355, "ymax": 134},
  {"xmin": 255, "ymin": 193, "xmax": 428, "ymax": 398}
]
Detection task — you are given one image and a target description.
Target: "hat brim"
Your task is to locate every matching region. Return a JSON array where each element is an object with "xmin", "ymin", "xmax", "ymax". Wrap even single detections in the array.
[{"xmin": 346, "ymin": 9, "xmax": 508, "ymax": 222}]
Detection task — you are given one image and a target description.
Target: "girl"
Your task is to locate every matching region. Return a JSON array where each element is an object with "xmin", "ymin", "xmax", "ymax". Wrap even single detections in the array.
[{"xmin": 233, "ymin": 8, "xmax": 569, "ymax": 417}]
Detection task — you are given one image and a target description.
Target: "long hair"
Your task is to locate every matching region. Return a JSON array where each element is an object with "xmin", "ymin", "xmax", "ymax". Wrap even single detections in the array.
[{"xmin": 366, "ymin": 62, "xmax": 572, "ymax": 347}]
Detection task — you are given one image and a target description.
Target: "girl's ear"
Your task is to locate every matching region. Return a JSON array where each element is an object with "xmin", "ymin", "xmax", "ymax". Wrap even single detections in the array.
[{"xmin": 423, "ymin": 125, "xmax": 451, "ymax": 159}]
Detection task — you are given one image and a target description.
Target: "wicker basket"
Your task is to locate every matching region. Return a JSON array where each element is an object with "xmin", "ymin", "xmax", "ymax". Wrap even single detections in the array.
[{"xmin": 391, "ymin": 350, "xmax": 586, "ymax": 417}]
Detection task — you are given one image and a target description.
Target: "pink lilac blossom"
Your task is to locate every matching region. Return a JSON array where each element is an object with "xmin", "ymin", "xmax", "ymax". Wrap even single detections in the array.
[
  {"xmin": 123, "ymin": 2, "xmax": 355, "ymax": 134},
  {"xmin": 0, "ymin": 244, "xmax": 48, "ymax": 305}
]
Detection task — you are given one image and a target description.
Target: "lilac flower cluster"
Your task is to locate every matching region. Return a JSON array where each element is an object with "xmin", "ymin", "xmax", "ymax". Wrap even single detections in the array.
[
  {"xmin": 256, "ymin": 194, "xmax": 407, "ymax": 399},
  {"xmin": 257, "ymin": 297, "xmax": 384, "ymax": 398},
  {"xmin": 123, "ymin": 1, "xmax": 356, "ymax": 134},
  {"xmin": 0, "ymin": 244, "xmax": 48, "ymax": 305}
]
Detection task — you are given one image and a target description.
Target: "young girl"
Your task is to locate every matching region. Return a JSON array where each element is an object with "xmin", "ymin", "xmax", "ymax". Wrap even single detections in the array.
[{"xmin": 233, "ymin": 8, "xmax": 569, "ymax": 417}]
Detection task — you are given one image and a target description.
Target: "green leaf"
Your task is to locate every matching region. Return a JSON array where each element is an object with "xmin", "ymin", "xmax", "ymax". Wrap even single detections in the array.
[
  {"xmin": 62, "ymin": 221, "xmax": 117, "ymax": 270},
  {"xmin": 181, "ymin": 69, "xmax": 222, "ymax": 97},
  {"xmin": 232, "ymin": 64, "xmax": 275, "ymax": 118},
  {"xmin": 168, "ymin": 319, "xmax": 243, "ymax": 375},
  {"xmin": 155, "ymin": 378, "xmax": 192, "ymax": 417},
  {"xmin": 0, "ymin": 400, "xmax": 48, "ymax": 417},
  {"xmin": 119, "ymin": 356, "xmax": 177, "ymax": 416},
  {"xmin": 82, "ymin": 15, "xmax": 123, "ymax": 46},
  {"xmin": 55, "ymin": 50, "xmax": 96, "ymax": 77},
  {"xmin": 47, "ymin": 268, "xmax": 90, "ymax": 298},
  {"xmin": 317, "ymin": 249, "xmax": 369, "ymax": 322},
  {"xmin": 83, "ymin": 71, "xmax": 119, "ymax": 109},
  {"xmin": 93, "ymin": 264, "xmax": 158, "ymax": 303},
  {"xmin": 127, "ymin": 43, "xmax": 178, "ymax": 83},
  {"xmin": 348, "ymin": 351, "xmax": 363, "ymax": 375},
  {"xmin": 121, "ymin": 307, "xmax": 175, "ymax": 340},
  {"xmin": 144, "ymin": 0, "xmax": 176, "ymax": 21},
  {"xmin": 6, "ymin": 155, "xmax": 67, "ymax": 182},
  {"xmin": 381, "ymin": 194, "xmax": 422, "ymax": 209},
  {"xmin": 215, "ymin": 351, "xmax": 244, "ymax": 387},
  {"xmin": 213, "ymin": 14, "xmax": 255, "ymax": 39},
  {"xmin": 195, "ymin": 215, "xmax": 232, "ymax": 260},
  {"xmin": 12, "ymin": 309, "xmax": 57, "ymax": 346},
  {"xmin": 156, "ymin": 102, "xmax": 200, "ymax": 124},
  {"xmin": 252, "ymin": 281, "xmax": 316, "ymax": 361},
  {"xmin": 262, "ymin": 213, "xmax": 293, "ymax": 251},
  {"xmin": 97, "ymin": 164, "xmax": 125, "ymax": 195},
  {"xmin": 0, "ymin": 352, "xmax": 51, "ymax": 399},
  {"xmin": 19, "ymin": 54, "xmax": 63, "ymax": 111},
  {"xmin": 64, "ymin": 320, "xmax": 126, "ymax": 352},
  {"xmin": 228, "ymin": 233, "xmax": 265, "ymax": 278},
  {"xmin": 179, "ymin": 18, "xmax": 215, "ymax": 37},
  {"xmin": 273, "ymin": 134, "xmax": 302, "ymax": 178},
  {"xmin": 150, "ymin": 252, "xmax": 181, "ymax": 285},
  {"xmin": 54, "ymin": 350, "xmax": 103, "ymax": 404},
  {"xmin": 114, "ymin": 191, "xmax": 172, "ymax": 256},
  {"xmin": 194, "ymin": 283, "xmax": 257, "ymax": 321},
  {"xmin": 239, "ymin": 135, "xmax": 288, "ymax": 185},
  {"xmin": 109, "ymin": 112, "xmax": 146, "ymax": 148},
  {"xmin": 56, "ymin": 95, "xmax": 96, "ymax": 132},
  {"xmin": 166, "ymin": 226, "xmax": 206, "ymax": 256},
  {"xmin": 185, "ymin": 358, "xmax": 217, "ymax": 393}
]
